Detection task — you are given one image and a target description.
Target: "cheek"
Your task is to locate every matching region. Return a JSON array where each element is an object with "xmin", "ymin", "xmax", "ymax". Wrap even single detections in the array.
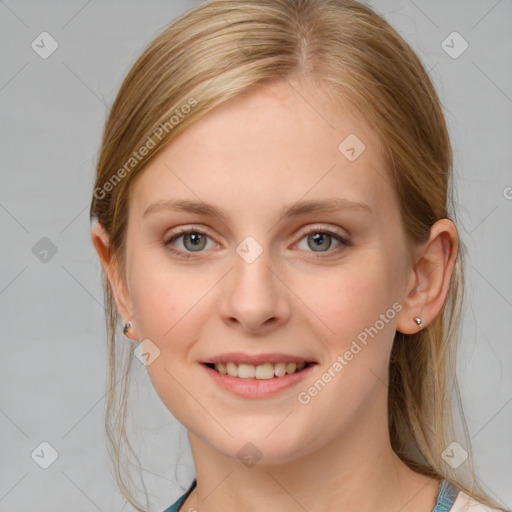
[
  {"xmin": 289, "ymin": 258, "xmax": 399, "ymax": 436},
  {"xmin": 292, "ymin": 252, "xmax": 399, "ymax": 350},
  {"xmin": 128, "ymin": 244, "xmax": 199, "ymax": 334},
  {"xmin": 290, "ymin": 252, "xmax": 400, "ymax": 413},
  {"xmin": 127, "ymin": 255, "xmax": 214, "ymax": 428}
]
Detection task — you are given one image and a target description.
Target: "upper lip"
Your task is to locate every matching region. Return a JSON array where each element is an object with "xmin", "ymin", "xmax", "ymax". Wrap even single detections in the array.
[{"xmin": 201, "ymin": 352, "xmax": 317, "ymax": 366}]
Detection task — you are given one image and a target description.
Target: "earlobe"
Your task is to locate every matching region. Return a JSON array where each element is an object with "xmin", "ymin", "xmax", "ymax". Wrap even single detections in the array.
[
  {"xmin": 396, "ymin": 219, "xmax": 459, "ymax": 335},
  {"xmin": 90, "ymin": 220, "xmax": 138, "ymax": 340}
]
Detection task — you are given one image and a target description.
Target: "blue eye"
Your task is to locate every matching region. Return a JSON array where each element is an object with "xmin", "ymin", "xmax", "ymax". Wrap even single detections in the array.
[
  {"xmin": 296, "ymin": 230, "xmax": 349, "ymax": 253},
  {"xmin": 164, "ymin": 227, "xmax": 349, "ymax": 259},
  {"xmin": 164, "ymin": 228, "xmax": 217, "ymax": 256}
]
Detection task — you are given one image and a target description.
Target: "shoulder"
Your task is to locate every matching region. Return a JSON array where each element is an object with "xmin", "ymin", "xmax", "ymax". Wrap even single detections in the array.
[{"xmin": 451, "ymin": 490, "xmax": 511, "ymax": 512}]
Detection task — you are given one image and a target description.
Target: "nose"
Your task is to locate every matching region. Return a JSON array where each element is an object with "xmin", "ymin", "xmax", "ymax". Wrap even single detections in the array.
[{"xmin": 217, "ymin": 245, "xmax": 291, "ymax": 335}]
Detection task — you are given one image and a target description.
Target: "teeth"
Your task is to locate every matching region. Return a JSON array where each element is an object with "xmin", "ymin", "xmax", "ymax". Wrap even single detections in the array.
[
  {"xmin": 255, "ymin": 363, "xmax": 274, "ymax": 380},
  {"xmin": 238, "ymin": 363, "xmax": 256, "ymax": 379},
  {"xmin": 226, "ymin": 362, "xmax": 238, "ymax": 377},
  {"xmin": 213, "ymin": 361, "xmax": 309, "ymax": 379},
  {"xmin": 274, "ymin": 362, "xmax": 287, "ymax": 377},
  {"xmin": 286, "ymin": 362, "xmax": 296, "ymax": 374}
]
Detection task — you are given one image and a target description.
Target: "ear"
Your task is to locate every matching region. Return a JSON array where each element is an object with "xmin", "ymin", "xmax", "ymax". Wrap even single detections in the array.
[
  {"xmin": 90, "ymin": 220, "xmax": 139, "ymax": 340},
  {"xmin": 396, "ymin": 218, "xmax": 459, "ymax": 334}
]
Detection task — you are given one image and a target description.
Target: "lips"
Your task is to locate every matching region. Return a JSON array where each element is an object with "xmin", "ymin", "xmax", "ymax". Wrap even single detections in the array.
[{"xmin": 201, "ymin": 358, "xmax": 317, "ymax": 399}]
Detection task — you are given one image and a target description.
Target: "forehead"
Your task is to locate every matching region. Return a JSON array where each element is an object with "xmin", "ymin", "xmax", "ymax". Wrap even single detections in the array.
[{"xmin": 130, "ymin": 79, "xmax": 397, "ymax": 223}]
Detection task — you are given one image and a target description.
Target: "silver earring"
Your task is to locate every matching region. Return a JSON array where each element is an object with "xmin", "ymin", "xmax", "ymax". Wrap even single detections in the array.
[
  {"xmin": 413, "ymin": 316, "xmax": 423, "ymax": 327},
  {"xmin": 123, "ymin": 321, "xmax": 132, "ymax": 335}
]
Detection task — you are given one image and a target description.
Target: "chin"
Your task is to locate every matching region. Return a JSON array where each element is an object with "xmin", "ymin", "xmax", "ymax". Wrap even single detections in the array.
[{"xmin": 201, "ymin": 422, "xmax": 313, "ymax": 466}]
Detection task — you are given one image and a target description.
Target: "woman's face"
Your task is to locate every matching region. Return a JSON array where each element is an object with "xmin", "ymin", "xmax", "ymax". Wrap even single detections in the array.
[{"xmin": 120, "ymin": 79, "xmax": 414, "ymax": 464}]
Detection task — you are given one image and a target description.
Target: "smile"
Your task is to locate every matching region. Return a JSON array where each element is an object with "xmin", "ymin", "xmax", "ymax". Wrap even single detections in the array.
[
  {"xmin": 201, "ymin": 360, "xmax": 317, "ymax": 399},
  {"xmin": 206, "ymin": 361, "xmax": 313, "ymax": 379}
]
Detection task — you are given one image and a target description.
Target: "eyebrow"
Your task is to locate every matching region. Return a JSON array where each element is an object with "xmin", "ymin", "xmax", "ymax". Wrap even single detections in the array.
[{"xmin": 143, "ymin": 197, "xmax": 373, "ymax": 221}]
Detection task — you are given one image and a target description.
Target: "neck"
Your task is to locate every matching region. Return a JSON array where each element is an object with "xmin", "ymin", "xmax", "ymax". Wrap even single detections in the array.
[{"xmin": 182, "ymin": 409, "xmax": 439, "ymax": 512}]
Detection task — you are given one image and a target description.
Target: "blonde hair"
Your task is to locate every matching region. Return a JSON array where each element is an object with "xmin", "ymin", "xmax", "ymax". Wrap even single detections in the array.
[{"xmin": 89, "ymin": 1, "xmax": 506, "ymax": 510}]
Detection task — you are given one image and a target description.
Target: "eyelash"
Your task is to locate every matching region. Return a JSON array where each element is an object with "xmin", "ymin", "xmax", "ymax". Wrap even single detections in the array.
[{"xmin": 163, "ymin": 226, "xmax": 351, "ymax": 260}]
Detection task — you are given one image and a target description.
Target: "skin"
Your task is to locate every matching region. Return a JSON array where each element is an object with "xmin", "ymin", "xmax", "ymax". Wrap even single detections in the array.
[{"xmin": 91, "ymin": 77, "xmax": 458, "ymax": 512}]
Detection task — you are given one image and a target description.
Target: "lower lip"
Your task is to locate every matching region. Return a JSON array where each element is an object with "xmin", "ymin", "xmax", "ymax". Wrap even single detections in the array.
[{"xmin": 201, "ymin": 363, "xmax": 316, "ymax": 399}]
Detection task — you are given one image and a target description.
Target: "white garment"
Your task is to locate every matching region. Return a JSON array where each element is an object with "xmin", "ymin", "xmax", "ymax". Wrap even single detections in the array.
[{"xmin": 451, "ymin": 490, "xmax": 508, "ymax": 512}]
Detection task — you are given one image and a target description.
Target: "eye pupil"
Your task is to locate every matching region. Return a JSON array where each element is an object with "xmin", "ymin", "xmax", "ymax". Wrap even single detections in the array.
[{"xmin": 308, "ymin": 233, "xmax": 331, "ymax": 251}]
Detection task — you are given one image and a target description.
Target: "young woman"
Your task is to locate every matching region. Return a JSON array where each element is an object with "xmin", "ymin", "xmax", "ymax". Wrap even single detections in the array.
[{"xmin": 89, "ymin": 1, "xmax": 510, "ymax": 511}]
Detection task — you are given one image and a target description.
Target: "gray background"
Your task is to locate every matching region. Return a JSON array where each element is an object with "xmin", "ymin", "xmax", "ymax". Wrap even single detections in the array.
[{"xmin": 1, "ymin": 0, "xmax": 511, "ymax": 510}]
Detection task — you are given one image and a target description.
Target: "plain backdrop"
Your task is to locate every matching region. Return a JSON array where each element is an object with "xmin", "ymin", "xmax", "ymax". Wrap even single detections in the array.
[{"xmin": 1, "ymin": 0, "xmax": 511, "ymax": 510}]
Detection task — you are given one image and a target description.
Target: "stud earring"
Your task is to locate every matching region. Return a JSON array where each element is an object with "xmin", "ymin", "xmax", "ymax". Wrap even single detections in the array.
[
  {"xmin": 413, "ymin": 316, "xmax": 423, "ymax": 327},
  {"xmin": 123, "ymin": 321, "xmax": 132, "ymax": 335}
]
